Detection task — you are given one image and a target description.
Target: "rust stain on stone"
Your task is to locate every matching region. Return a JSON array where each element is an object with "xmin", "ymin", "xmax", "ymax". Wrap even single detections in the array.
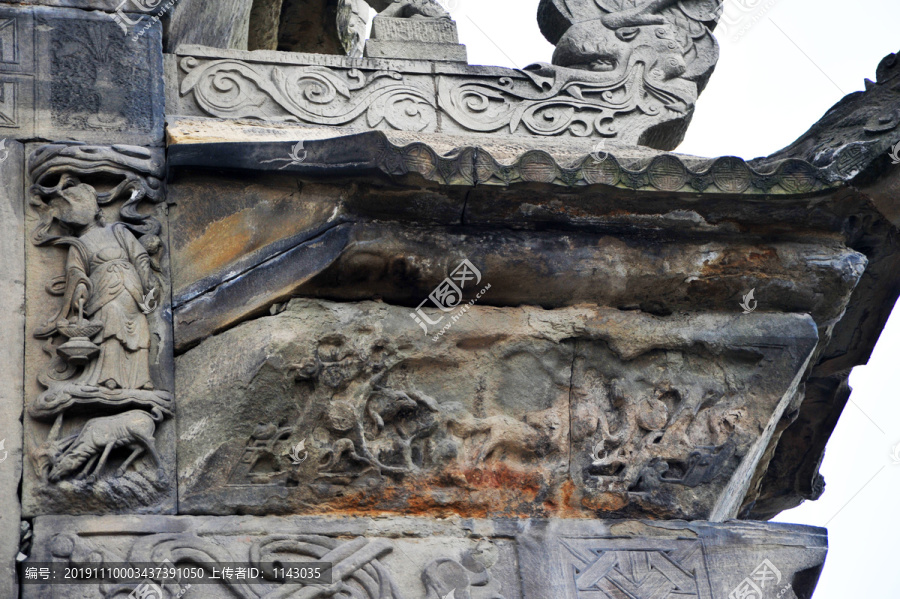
[
  {"xmin": 700, "ymin": 246, "xmax": 781, "ymax": 278},
  {"xmin": 179, "ymin": 212, "xmax": 258, "ymax": 282},
  {"xmin": 580, "ymin": 492, "xmax": 629, "ymax": 513},
  {"xmin": 278, "ymin": 466, "xmax": 581, "ymax": 519}
]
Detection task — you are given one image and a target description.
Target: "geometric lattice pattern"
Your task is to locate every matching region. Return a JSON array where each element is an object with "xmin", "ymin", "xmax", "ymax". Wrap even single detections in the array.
[{"xmin": 561, "ymin": 538, "xmax": 710, "ymax": 599}]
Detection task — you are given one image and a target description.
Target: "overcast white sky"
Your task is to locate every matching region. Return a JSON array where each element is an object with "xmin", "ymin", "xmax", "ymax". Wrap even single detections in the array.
[{"xmin": 426, "ymin": 1, "xmax": 900, "ymax": 596}]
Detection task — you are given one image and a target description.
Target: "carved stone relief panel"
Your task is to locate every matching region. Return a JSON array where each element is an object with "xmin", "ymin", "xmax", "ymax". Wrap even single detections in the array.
[
  {"xmin": 568, "ymin": 316, "xmax": 817, "ymax": 520},
  {"xmin": 23, "ymin": 516, "xmax": 826, "ymax": 599},
  {"xmin": 516, "ymin": 519, "xmax": 827, "ymax": 599},
  {"xmin": 32, "ymin": 6, "xmax": 164, "ymax": 145},
  {"xmin": 0, "ymin": 5, "xmax": 35, "ymax": 139},
  {"xmin": 175, "ymin": 53, "xmax": 439, "ymax": 133},
  {"xmin": 0, "ymin": 5, "xmax": 163, "ymax": 144},
  {"xmin": 177, "ymin": 298, "xmax": 573, "ymax": 517},
  {"xmin": 176, "ymin": 298, "xmax": 816, "ymax": 520},
  {"xmin": 22, "ymin": 143, "xmax": 175, "ymax": 516},
  {"xmin": 25, "ymin": 515, "xmax": 521, "ymax": 599},
  {"xmin": 169, "ymin": 37, "xmax": 716, "ymax": 148},
  {"xmin": 556, "ymin": 537, "xmax": 711, "ymax": 598}
]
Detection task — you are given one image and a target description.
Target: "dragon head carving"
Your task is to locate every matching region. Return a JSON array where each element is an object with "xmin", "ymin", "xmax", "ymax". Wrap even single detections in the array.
[{"xmin": 539, "ymin": 0, "xmax": 721, "ymax": 89}]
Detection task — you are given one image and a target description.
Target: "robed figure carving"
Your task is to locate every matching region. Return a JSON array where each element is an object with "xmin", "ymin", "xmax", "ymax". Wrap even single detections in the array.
[
  {"xmin": 37, "ymin": 179, "xmax": 158, "ymax": 392},
  {"xmin": 27, "ymin": 144, "xmax": 173, "ymax": 487}
]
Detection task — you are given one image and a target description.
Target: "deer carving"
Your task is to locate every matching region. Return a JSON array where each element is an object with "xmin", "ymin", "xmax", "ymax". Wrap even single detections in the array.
[{"xmin": 48, "ymin": 408, "xmax": 165, "ymax": 483}]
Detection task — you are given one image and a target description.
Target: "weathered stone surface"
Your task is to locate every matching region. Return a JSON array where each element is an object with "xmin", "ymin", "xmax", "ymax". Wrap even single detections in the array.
[
  {"xmin": 0, "ymin": 5, "xmax": 36, "ymax": 139},
  {"xmin": 0, "ymin": 139, "xmax": 25, "ymax": 599},
  {"xmin": 277, "ymin": 0, "xmax": 369, "ymax": 55},
  {"xmin": 517, "ymin": 519, "xmax": 826, "ymax": 599},
  {"xmin": 164, "ymin": 139, "xmax": 867, "ymax": 351},
  {"xmin": 168, "ymin": 216, "xmax": 864, "ymax": 352},
  {"xmin": 163, "ymin": 116, "xmax": 900, "ymax": 521},
  {"xmin": 371, "ymin": 16, "xmax": 459, "ymax": 43},
  {"xmin": 746, "ymin": 48, "xmax": 900, "ymax": 518},
  {"xmin": 166, "ymin": 127, "xmax": 841, "ymax": 193},
  {"xmin": 22, "ymin": 144, "xmax": 176, "ymax": 516},
  {"xmin": 246, "ymin": 0, "xmax": 283, "ymax": 51},
  {"xmin": 4, "ymin": 0, "xmax": 131, "ymax": 10},
  {"xmin": 175, "ymin": 298, "xmax": 816, "ymax": 519},
  {"xmin": 165, "ymin": 0, "xmax": 253, "ymax": 52},
  {"xmin": 25, "ymin": 515, "xmax": 826, "ymax": 598},
  {"xmin": 754, "ymin": 49, "xmax": 900, "ymax": 178},
  {"xmin": 0, "ymin": 6, "xmax": 164, "ymax": 144},
  {"xmin": 167, "ymin": 0, "xmax": 370, "ymax": 54},
  {"xmin": 35, "ymin": 7, "xmax": 164, "ymax": 145},
  {"xmin": 368, "ymin": 0, "xmax": 450, "ymax": 18},
  {"xmin": 365, "ymin": 39, "xmax": 468, "ymax": 62},
  {"xmin": 365, "ymin": 15, "xmax": 467, "ymax": 62}
]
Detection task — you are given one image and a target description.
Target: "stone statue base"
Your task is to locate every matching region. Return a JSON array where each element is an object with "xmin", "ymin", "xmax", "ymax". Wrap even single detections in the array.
[{"xmin": 365, "ymin": 16, "xmax": 468, "ymax": 62}]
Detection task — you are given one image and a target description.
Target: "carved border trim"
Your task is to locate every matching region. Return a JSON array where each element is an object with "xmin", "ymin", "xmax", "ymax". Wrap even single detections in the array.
[{"xmin": 170, "ymin": 132, "xmax": 842, "ymax": 195}]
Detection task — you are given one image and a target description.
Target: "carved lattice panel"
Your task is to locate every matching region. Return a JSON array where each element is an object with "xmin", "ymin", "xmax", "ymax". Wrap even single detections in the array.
[{"xmin": 560, "ymin": 538, "xmax": 711, "ymax": 599}]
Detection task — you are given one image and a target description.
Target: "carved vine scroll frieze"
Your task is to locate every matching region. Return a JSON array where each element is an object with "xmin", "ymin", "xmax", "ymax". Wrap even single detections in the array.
[
  {"xmin": 179, "ymin": 57, "xmax": 438, "ymax": 131},
  {"xmin": 27, "ymin": 143, "xmax": 172, "ymax": 488},
  {"xmin": 437, "ymin": 50, "xmax": 696, "ymax": 137},
  {"xmin": 171, "ymin": 0, "xmax": 720, "ymax": 147}
]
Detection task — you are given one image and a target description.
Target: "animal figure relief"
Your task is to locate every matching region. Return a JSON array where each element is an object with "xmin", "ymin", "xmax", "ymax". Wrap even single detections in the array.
[
  {"xmin": 227, "ymin": 423, "xmax": 295, "ymax": 486},
  {"xmin": 540, "ymin": 0, "xmax": 720, "ymax": 80},
  {"xmin": 448, "ymin": 410, "xmax": 561, "ymax": 467},
  {"xmin": 49, "ymin": 408, "xmax": 165, "ymax": 482}
]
